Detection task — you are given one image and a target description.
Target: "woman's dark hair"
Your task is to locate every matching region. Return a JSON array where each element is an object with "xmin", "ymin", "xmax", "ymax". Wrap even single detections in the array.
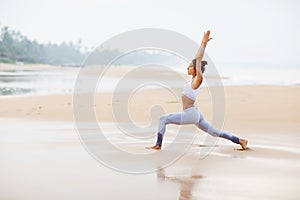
[{"xmin": 192, "ymin": 59, "xmax": 207, "ymax": 73}]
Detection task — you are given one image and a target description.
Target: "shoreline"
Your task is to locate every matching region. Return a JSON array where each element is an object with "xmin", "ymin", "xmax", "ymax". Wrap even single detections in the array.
[
  {"xmin": 0, "ymin": 85, "xmax": 299, "ymax": 131},
  {"xmin": 0, "ymin": 83, "xmax": 299, "ymax": 98},
  {"xmin": 0, "ymin": 62, "xmax": 62, "ymax": 70}
]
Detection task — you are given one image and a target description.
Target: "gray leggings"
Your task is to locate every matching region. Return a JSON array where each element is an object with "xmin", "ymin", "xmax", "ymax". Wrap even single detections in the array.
[{"xmin": 155, "ymin": 107, "xmax": 240, "ymax": 146}]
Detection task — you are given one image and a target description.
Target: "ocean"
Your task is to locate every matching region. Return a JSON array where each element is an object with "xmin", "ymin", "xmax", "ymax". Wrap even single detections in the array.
[{"xmin": 0, "ymin": 64, "xmax": 299, "ymax": 96}]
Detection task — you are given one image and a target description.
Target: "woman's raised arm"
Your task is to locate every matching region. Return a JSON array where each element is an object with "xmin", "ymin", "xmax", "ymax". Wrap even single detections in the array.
[{"xmin": 191, "ymin": 30, "xmax": 212, "ymax": 89}]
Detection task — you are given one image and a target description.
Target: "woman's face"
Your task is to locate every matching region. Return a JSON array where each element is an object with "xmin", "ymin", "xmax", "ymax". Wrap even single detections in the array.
[{"xmin": 187, "ymin": 63, "xmax": 195, "ymax": 76}]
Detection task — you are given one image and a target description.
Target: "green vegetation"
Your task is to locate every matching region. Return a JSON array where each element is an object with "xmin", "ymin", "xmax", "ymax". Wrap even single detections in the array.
[
  {"xmin": 0, "ymin": 26, "xmax": 87, "ymax": 65},
  {"xmin": 0, "ymin": 26, "xmax": 182, "ymax": 66}
]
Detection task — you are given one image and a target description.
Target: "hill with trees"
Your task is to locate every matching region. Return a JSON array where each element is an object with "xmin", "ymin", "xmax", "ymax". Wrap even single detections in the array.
[
  {"xmin": 0, "ymin": 26, "xmax": 184, "ymax": 67},
  {"xmin": 0, "ymin": 26, "xmax": 87, "ymax": 65}
]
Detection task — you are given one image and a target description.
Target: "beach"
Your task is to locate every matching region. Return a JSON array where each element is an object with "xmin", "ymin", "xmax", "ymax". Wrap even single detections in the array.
[{"xmin": 0, "ymin": 65, "xmax": 299, "ymax": 199}]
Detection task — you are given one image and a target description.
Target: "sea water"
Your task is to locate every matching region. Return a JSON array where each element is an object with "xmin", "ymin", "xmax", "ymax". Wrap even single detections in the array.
[
  {"xmin": 0, "ymin": 64, "xmax": 299, "ymax": 96},
  {"xmin": 216, "ymin": 63, "xmax": 300, "ymax": 86}
]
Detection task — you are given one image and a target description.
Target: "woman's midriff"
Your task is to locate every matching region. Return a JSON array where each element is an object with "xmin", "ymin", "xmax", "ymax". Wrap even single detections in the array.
[{"xmin": 182, "ymin": 95, "xmax": 195, "ymax": 110}]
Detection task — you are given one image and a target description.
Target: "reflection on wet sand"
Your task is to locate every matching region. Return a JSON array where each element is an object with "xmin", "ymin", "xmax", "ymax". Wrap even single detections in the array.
[{"xmin": 157, "ymin": 168, "xmax": 202, "ymax": 200}]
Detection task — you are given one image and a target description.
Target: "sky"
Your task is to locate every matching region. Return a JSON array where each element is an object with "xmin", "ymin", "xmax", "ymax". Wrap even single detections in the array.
[{"xmin": 0, "ymin": 0, "xmax": 299, "ymax": 66}]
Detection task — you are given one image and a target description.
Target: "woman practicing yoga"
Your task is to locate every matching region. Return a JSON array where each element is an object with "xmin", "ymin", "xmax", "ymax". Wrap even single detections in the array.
[{"xmin": 148, "ymin": 30, "xmax": 248, "ymax": 150}]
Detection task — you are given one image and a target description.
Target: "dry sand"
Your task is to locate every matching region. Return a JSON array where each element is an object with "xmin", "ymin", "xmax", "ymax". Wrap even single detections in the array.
[
  {"xmin": 0, "ymin": 65, "xmax": 299, "ymax": 199},
  {"xmin": 0, "ymin": 85, "xmax": 299, "ymax": 132}
]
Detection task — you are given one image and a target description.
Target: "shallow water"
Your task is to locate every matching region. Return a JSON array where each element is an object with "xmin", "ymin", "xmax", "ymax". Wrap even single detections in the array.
[
  {"xmin": 0, "ymin": 68, "xmax": 184, "ymax": 96},
  {"xmin": 1, "ymin": 64, "xmax": 299, "ymax": 96},
  {"xmin": 0, "ymin": 69, "xmax": 77, "ymax": 96}
]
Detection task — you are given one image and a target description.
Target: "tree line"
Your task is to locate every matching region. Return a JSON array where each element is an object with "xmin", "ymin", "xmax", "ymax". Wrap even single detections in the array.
[
  {"xmin": 0, "ymin": 26, "xmax": 87, "ymax": 65},
  {"xmin": 0, "ymin": 26, "xmax": 183, "ymax": 66}
]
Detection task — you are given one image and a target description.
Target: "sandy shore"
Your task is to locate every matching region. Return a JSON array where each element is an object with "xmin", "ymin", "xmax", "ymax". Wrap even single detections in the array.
[
  {"xmin": 0, "ymin": 85, "xmax": 299, "ymax": 132},
  {"xmin": 0, "ymin": 65, "xmax": 299, "ymax": 199}
]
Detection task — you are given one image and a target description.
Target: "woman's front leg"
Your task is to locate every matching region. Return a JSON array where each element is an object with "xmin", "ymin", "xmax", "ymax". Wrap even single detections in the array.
[{"xmin": 147, "ymin": 112, "xmax": 188, "ymax": 150}]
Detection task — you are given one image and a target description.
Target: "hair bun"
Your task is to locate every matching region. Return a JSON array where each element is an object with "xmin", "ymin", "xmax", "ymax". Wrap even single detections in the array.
[{"xmin": 201, "ymin": 60, "xmax": 208, "ymax": 66}]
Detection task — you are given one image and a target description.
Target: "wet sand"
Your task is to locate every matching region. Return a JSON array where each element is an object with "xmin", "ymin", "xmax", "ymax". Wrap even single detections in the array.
[
  {"xmin": 0, "ymin": 117, "xmax": 299, "ymax": 199},
  {"xmin": 0, "ymin": 66, "xmax": 299, "ymax": 199}
]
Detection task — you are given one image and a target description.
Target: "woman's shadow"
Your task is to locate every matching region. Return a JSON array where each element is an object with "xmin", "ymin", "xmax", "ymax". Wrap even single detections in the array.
[{"xmin": 157, "ymin": 168, "xmax": 202, "ymax": 200}]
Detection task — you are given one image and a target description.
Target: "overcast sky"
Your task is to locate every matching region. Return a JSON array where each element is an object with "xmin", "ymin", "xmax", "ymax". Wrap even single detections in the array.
[{"xmin": 0, "ymin": 0, "xmax": 299, "ymax": 65}]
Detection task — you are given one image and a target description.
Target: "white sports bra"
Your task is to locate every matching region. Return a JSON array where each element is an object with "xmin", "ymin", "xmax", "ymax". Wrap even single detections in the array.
[{"xmin": 182, "ymin": 79, "xmax": 202, "ymax": 101}]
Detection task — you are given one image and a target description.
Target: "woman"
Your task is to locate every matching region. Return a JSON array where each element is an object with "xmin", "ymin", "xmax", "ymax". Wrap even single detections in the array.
[{"xmin": 148, "ymin": 30, "xmax": 248, "ymax": 150}]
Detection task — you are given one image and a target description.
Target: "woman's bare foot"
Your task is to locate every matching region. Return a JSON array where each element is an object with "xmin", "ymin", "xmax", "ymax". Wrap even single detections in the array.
[
  {"xmin": 146, "ymin": 145, "xmax": 161, "ymax": 150},
  {"xmin": 239, "ymin": 138, "xmax": 248, "ymax": 150}
]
